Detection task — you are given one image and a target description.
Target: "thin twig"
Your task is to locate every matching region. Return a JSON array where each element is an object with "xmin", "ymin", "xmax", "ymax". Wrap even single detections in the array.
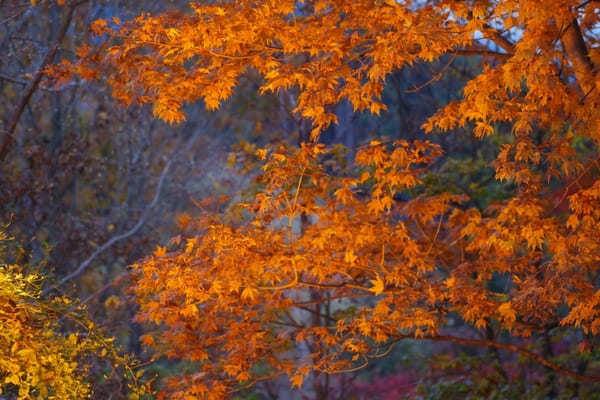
[
  {"xmin": 449, "ymin": 48, "xmax": 512, "ymax": 60},
  {"xmin": 78, "ymin": 270, "xmax": 129, "ymax": 308},
  {"xmin": 0, "ymin": 2, "xmax": 81, "ymax": 161},
  {"xmin": 0, "ymin": 72, "xmax": 77, "ymax": 92},
  {"xmin": 43, "ymin": 158, "xmax": 173, "ymax": 296},
  {"xmin": 43, "ymin": 128, "xmax": 205, "ymax": 296},
  {"xmin": 406, "ymin": 55, "xmax": 457, "ymax": 93},
  {"xmin": 391, "ymin": 333, "xmax": 600, "ymax": 383}
]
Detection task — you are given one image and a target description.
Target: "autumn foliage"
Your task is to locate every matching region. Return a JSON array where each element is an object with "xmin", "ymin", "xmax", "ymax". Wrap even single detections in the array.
[
  {"xmin": 0, "ymin": 265, "xmax": 94, "ymax": 399},
  {"xmin": 0, "ymin": 227, "xmax": 152, "ymax": 399},
  {"xmin": 57, "ymin": 0, "xmax": 600, "ymax": 398}
]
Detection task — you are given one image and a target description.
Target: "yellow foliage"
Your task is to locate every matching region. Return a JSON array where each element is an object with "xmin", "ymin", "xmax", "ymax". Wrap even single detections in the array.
[
  {"xmin": 0, "ymin": 237, "xmax": 151, "ymax": 399},
  {"xmin": 0, "ymin": 265, "xmax": 92, "ymax": 399}
]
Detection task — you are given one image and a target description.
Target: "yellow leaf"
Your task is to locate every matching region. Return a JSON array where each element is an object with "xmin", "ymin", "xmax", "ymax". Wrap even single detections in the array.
[
  {"xmin": 369, "ymin": 274, "xmax": 385, "ymax": 296},
  {"xmin": 104, "ymin": 295, "xmax": 121, "ymax": 309},
  {"xmin": 227, "ymin": 152, "xmax": 237, "ymax": 167},
  {"xmin": 154, "ymin": 246, "xmax": 167, "ymax": 257},
  {"xmin": 241, "ymin": 286, "xmax": 258, "ymax": 301},
  {"xmin": 344, "ymin": 249, "xmax": 358, "ymax": 264},
  {"xmin": 185, "ymin": 238, "xmax": 196, "ymax": 254},
  {"xmin": 498, "ymin": 302, "xmax": 517, "ymax": 326},
  {"xmin": 255, "ymin": 148, "xmax": 268, "ymax": 160}
]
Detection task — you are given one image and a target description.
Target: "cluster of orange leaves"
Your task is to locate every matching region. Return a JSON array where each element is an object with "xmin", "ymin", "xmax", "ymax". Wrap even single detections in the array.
[
  {"xmin": 69, "ymin": 0, "xmax": 600, "ymax": 398},
  {"xmin": 133, "ymin": 140, "xmax": 461, "ymax": 396}
]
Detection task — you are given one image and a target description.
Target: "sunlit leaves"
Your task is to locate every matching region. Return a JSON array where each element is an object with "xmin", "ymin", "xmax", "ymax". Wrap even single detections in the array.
[
  {"xmin": 0, "ymin": 265, "xmax": 144, "ymax": 399},
  {"xmin": 131, "ymin": 140, "xmax": 453, "ymax": 397},
  {"xmin": 72, "ymin": 0, "xmax": 600, "ymax": 396}
]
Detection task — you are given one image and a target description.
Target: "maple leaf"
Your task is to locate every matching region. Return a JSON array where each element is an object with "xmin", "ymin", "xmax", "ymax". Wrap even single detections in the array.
[
  {"xmin": 498, "ymin": 302, "xmax": 517, "ymax": 326},
  {"xmin": 241, "ymin": 286, "xmax": 258, "ymax": 301},
  {"xmin": 369, "ymin": 275, "xmax": 385, "ymax": 296},
  {"xmin": 153, "ymin": 246, "xmax": 167, "ymax": 257},
  {"xmin": 76, "ymin": 0, "xmax": 600, "ymax": 395},
  {"xmin": 0, "ymin": 262, "xmax": 139, "ymax": 399},
  {"xmin": 290, "ymin": 374, "xmax": 304, "ymax": 389}
]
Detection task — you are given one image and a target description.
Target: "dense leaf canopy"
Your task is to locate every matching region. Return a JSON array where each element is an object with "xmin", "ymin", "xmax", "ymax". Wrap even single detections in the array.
[{"xmin": 53, "ymin": 0, "xmax": 600, "ymax": 398}]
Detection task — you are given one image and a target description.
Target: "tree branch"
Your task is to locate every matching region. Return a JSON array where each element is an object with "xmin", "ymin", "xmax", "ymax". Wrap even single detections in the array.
[
  {"xmin": 393, "ymin": 334, "xmax": 600, "ymax": 383},
  {"xmin": 449, "ymin": 48, "xmax": 512, "ymax": 61},
  {"xmin": 577, "ymin": 0, "xmax": 600, "ymax": 9},
  {"xmin": 77, "ymin": 270, "xmax": 128, "ymax": 308},
  {"xmin": 42, "ymin": 157, "xmax": 174, "ymax": 296},
  {"xmin": 561, "ymin": 18, "xmax": 597, "ymax": 94},
  {"xmin": 42, "ymin": 127, "xmax": 204, "ymax": 296},
  {"xmin": 0, "ymin": 72, "xmax": 76, "ymax": 92},
  {"xmin": 0, "ymin": 2, "xmax": 79, "ymax": 162},
  {"xmin": 482, "ymin": 24, "xmax": 516, "ymax": 55}
]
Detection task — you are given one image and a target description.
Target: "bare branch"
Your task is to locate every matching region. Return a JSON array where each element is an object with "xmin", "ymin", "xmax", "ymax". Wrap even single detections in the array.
[
  {"xmin": 78, "ymin": 271, "xmax": 128, "ymax": 308},
  {"xmin": 0, "ymin": 1, "xmax": 85, "ymax": 161},
  {"xmin": 392, "ymin": 334, "xmax": 600, "ymax": 383},
  {"xmin": 42, "ymin": 158, "xmax": 173, "ymax": 296},
  {"xmin": 42, "ymin": 129, "xmax": 204, "ymax": 296},
  {"xmin": 0, "ymin": 72, "xmax": 77, "ymax": 92},
  {"xmin": 0, "ymin": 2, "xmax": 30, "ymax": 25}
]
